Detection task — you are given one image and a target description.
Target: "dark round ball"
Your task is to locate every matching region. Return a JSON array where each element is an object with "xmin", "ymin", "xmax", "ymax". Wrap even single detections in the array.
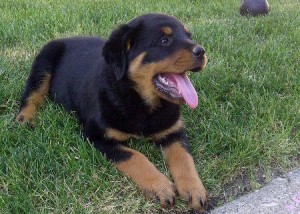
[{"xmin": 240, "ymin": 0, "xmax": 270, "ymax": 16}]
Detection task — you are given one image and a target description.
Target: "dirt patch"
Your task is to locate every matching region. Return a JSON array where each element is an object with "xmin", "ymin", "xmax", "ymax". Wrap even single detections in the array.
[
  {"xmin": 206, "ymin": 171, "xmax": 252, "ymax": 211},
  {"xmin": 205, "ymin": 167, "xmax": 278, "ymax": 212}
]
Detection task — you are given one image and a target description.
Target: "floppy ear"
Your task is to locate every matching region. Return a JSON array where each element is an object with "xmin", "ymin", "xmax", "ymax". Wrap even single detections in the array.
[{"xmin": 103, "ymin": 23, "xmax": 141, "ymax": 81}]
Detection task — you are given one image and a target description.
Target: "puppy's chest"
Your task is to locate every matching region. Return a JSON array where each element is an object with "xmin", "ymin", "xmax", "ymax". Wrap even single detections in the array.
[{"xmin": 104, "ymin": 106, "xmax": 181, "ymax": 138}]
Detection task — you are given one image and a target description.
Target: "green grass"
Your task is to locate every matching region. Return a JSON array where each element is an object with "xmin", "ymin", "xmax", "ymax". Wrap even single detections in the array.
[{"xmin": 1, "ymin": 0, "xmax": 299, "ymax": 213}]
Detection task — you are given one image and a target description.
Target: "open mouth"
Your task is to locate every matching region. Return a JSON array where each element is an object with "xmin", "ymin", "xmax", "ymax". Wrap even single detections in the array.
[{"xmin": 153, "ymin": 71, "xmax": 199, "ymax": 109}]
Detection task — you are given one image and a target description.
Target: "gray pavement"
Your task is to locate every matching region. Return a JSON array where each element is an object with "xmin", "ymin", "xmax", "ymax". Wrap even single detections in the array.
[{"xmin": 210, "ymin": 169, "xmax": 300, "ymax": 214}]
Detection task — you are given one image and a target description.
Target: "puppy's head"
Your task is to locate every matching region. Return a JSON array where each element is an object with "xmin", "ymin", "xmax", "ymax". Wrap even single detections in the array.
[{"xmin": 103, "ymin": 13, "xmax": 207, "ymax": 109}]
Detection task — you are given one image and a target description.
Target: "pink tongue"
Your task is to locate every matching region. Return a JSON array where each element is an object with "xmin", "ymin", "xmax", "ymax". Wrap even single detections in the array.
[{"xmin": 165, "ymin": 73, "xmax": 198, "ymax": 109}]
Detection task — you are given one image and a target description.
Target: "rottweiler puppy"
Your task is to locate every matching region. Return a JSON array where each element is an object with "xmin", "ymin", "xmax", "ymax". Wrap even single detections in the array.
[{"xmin": 16, "ymin": 13, "xmax": 208, "ymax": 212}]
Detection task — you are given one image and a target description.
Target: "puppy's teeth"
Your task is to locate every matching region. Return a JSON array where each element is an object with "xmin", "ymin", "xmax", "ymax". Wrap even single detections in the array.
[
  {"xmin": 158, "ymin": 75, "xmax": 169, "ymax": 86},
  {"xmin": 163, "ymin": 78, "xmax": 168, "ymax": 85},
  {"xmin": 158, "ymin": 76, "xmax": 164, "ymax": 82}
]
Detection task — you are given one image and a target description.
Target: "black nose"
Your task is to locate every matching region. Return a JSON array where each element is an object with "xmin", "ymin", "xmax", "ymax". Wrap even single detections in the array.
[{"xmin": 193, "ymin": 46, "xmax": 205, "ymax": 58}]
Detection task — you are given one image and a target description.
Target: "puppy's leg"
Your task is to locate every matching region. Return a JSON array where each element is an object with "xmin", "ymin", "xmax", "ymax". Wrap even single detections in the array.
[
  {"xmin": 16, "ymin": 41, "xmax": 65, "ymax": 124},
  {"xmin": 85, "ymin": 127, "xmax": 176, "ymax": 207},
  {"xmin": 157, "ymin": 130, "xmax": 207, "ymax": 212},
  {"xmin": 16, "ymin": 73, "xmax": 51, "ymax": 124}
]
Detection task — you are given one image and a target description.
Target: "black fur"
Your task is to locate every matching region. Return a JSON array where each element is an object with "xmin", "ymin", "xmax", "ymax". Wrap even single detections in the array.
[
  {"xmin": 155, "ymin": 129, "xmax": 190, "ymax": 152},
  {"xmin": 20, "ymin": 41, "xmax": 65, "ymax": 109},
  {"xmin": 19, "ymin": 13, "xmax": 204, "ymax": 164},
  {"xmin": 103, "ymin": 23, "xmax": 143, "ymax": 80}
]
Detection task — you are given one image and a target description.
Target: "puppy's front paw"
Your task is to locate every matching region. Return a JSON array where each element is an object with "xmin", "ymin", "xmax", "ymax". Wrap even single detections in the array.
[
  {"xmin": 143, "ymin": 174, "xmax": 176, "ymax": 208},
  {"xmin": 176, "ymin": 176, "xmax": 207, "ymax": 213}
]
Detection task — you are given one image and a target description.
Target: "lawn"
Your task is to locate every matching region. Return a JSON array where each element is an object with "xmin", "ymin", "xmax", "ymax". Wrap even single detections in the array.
[{"xmin": 0, "ymin": 0, "xmax": 299, "ymax": 213}]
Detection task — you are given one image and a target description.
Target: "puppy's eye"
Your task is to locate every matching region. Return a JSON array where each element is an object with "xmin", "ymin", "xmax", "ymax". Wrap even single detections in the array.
[{"xmin": 160, "ymin": 37, "xmax": 171, "ymax": 46}]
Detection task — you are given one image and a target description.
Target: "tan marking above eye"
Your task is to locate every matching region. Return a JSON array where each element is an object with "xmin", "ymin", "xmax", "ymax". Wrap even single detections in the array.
[{"xmin": 161, "ymin": 26, "xmax": 173, "ymax": 36}]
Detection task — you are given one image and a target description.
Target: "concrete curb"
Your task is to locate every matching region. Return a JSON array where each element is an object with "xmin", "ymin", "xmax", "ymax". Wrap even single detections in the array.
[{"xmin": 210, "ymin": 169, "xmax": 300, "ymax": 214}]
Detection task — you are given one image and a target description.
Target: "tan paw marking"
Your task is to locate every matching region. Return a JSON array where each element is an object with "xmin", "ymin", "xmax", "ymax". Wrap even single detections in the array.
[{"xmin": 176, "ymin": 177, "xmax": 207, "ymax": 212}]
